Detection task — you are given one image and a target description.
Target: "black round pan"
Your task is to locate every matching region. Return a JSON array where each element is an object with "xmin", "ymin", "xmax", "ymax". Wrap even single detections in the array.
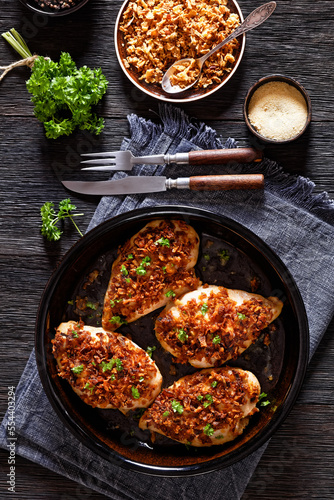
[{"xmin": 35, "ymin": 205, "xmax": 309, "ymax": 476}]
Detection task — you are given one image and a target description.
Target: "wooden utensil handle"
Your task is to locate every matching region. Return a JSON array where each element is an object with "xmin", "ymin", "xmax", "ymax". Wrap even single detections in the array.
[
  {"xmin": 188, "ymin": 148, "xmax": 263, "ymax": 164},
  {"xmin": 189, "ymin": 174, "xmax": 264, "ymax": 190}
]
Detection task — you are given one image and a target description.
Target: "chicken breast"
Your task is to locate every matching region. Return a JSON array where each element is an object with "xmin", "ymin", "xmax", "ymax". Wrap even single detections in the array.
[
  {"xmin": 52, "ymin": 321, "xmax": 162, "ymax": 414},
  {"xmin": 155, "ymin": 285, "xmax": 283, "ymax": 368},
  {"xmin": 139, "ymin": 367, "xmax": 261, "ymax": 447},
  {"xmin": 102, "ymin": 219, "xmax": 201, "ymax": 331}
]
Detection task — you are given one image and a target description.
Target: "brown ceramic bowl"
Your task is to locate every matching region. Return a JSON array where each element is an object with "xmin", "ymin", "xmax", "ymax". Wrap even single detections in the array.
[
  {"xmin": 114, "ymin": 0, "xmax": 245, "ymax": 103},
  {"xmin": 19, "ymin": 0, "xmax": 90, "ymax": 16},
  {"xmin": 35, "ymin": 206, "xmax": 309, "ymax": 476},
  {"xmin": 244, "ymin": 74, "xmax": 312, "ymax": 144}
]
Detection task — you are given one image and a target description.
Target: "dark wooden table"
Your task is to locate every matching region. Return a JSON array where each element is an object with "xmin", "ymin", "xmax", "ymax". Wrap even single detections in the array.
[{"xmin": 1, "ymin": 0, "xmax": 333, "ymax": 498}]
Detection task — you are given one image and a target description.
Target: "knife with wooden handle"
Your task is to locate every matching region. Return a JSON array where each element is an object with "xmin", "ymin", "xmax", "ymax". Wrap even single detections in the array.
[{"xmin": 62, "ymin": 174, "xmax": 264, "ymax": 196}]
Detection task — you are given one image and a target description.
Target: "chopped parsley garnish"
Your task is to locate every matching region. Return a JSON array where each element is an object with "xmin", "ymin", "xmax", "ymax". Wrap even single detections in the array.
[
  {"xmin": 110, "ymin": 298, "xmax": 123, "ymax": 307},
  {"xmin": 86, "ymin": 301, "xmax": 97, "ymax": 310},
  {"xmin": 261, "ymin": 400, "xmax": 271, "ymax": 407},
  {"xmin": 67, "ymin": 300, "xmax": 74, "ymax": 305},
  {"xmin": 201, "ymin": 303, "xmax": 208, "ymax": 315},
  {"xmin": 162, "ymin": 411, "xmax": 170, "ymax": 417},
  {"xmin": 131, "ymin": 386, "xmax": 140, "ymax": 399},
  {"xmin": 203, "ymin": 253, "xmax": 210, "ymax": 261},
  {"xmin": 203, "ymin": 423, "xmax": 214, "ymax": 436},
  {"xmin": 136, "ymin": 256, "xmax": 151, "ymax": 275},
  {"xmin": 177, "ymin": 328, "xmax": 188, "ymax": 342},
  {"xmin": 211, "ymin": 381, "xmax": 218, "ymax": 388},
  {"xmin": 127, "ymin": 253, "xmax": 134, "ymax": 259},
  {"xmin": 162, "ymin": 266, "xmax": 167, "ymax": 273},
  {"xmin": 84, "ymin": 382, "xmax": 95, "ymax": 394},
  {"xmin": 71, "ymin": 364, "xmax": 83, "ymax": 375},
  {"xmin": 218, "ymin": 249, "xmax": 230, "ymax": 264},
  {"xmin": 171, "ymin": 400, "xmax": 184, "ymax": 414},
  {"xmin": 156, "ymin": 237, "xmax": 170, "ymax": 247},
  {"xmin": 109, "ymin": 315, "xmax": 127, "ymax": 325},
  {"xmin": 165, "ymin": 290, "xmax": 176, "ymax": 298},
  {"xmin": 71, "ymin": 330, "xmax": 79, "ymax": 338},
  {"xmin": 121, "ymin": 264, "xmax": 128, "ymax": 276},
  {"xmin": 203, "ymin": 394, "xmax": 213, "ymax": 408},
  {"xmin": 139, "ymin": 376, "xmax": 144, "ymax": 382},
  {"xmin": 100, "ymin": 358, "xmax": 123, "ymax": 373},
  {"xmin": 125, "ymin": 277, "xmax": 131, "ymax": 283},
  {"xmin": 197, "ymin": 395, "xmax": 204, "ymax": 401},
  {"xmin": 258, "ymin": 392, "xmax": 270, "ymax": 407},
  {"xmin": 146, "ymin": 346, "xmax": 156, "ymax": 358},
  {"xmin": 237, "ymin": 312, "xmax": 246, "ymax": 321},
  {"xmin": 100, "ymin": 360, "xmax": 114, "ymax": 372},
  {"xmin": 136, "ymin": 268, "xmax": 146, "ymax": 276},
  {"xmin": 115, "ymin": 359, "xmax": 123, "ymax": 371},
  {"xmin": 91, "ymin": 360, "xmax": 96, "ymax": 366},
  {"xmin": 212, "ymin": 335, "xmax": 220, "ymax": 344}
]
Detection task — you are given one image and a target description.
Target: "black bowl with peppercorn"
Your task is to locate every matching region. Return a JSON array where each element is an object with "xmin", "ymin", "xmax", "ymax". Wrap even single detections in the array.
[{"xmin": 19, "ymin": 0, "xmax": 90, "ymax": 16}]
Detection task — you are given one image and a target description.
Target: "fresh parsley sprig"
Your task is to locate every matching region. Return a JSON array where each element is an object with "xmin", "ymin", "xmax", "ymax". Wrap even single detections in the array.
[{"xmin": 40, "ymin": 198, "xmax": 84, "ymax": 241}]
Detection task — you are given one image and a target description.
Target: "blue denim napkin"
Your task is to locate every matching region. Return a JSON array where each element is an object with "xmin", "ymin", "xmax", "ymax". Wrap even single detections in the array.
[{"xmin": 1, "ymin": 104, "xmax": 334, "ymax": 500}]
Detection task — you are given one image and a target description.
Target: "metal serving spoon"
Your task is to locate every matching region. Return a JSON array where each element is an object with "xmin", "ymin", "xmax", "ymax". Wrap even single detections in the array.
[{"xmin": 161, "ymin": 1, "xmax": 276, "ymax": 94}]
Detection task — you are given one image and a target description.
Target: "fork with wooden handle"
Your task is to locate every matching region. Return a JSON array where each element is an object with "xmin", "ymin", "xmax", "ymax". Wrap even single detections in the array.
[{"xmin": 81, "ymin": 148, "xmax": 263, "ymax": 171}]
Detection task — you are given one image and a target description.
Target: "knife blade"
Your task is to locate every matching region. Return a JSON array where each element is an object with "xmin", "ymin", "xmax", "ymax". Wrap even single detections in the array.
[{"xmin": 62, "ymin": 174, "xmax": 264, "ymax": 196}]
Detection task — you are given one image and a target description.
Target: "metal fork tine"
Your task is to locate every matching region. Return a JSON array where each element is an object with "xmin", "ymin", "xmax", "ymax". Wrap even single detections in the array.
[
  {"xmin": 79, "ymin": 150, "xmax": 135, "ymax": 171},
  {"xmin": 81, "ymin": 151, "xmax": 120, "ymax": 158},
  {"xmin": 80, "ymin": 150, "xmax": 167, "ymax": 171},
  {"xmin": 81, "ymin": 159, "xmax": 118, "ymax": 166}
]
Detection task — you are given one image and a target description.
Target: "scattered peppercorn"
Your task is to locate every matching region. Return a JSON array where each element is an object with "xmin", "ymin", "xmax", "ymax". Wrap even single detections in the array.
[{"xmin": 33, "ymin": 0, "xmax": 82, "ymax": 10}]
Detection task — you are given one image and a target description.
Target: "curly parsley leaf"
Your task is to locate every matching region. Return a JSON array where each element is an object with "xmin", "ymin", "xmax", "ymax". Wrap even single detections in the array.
[
  {"xmin": 2, "ymin": 30, "xmax": 106, "ymax": 140},
  {"xmin": 155, "ymin": 237, "xmax": 170, "ymax": 247},
  {"xmin": 40, "ymin": 198, "xmax": 83, "ymax": 242},
  {"xmin": 131, "ymin": 386, "xmax": 140, "ymax": 399},
  {"xmin": 237, "ymin": 312, "xmax": 246, "ymax": 321},
  {"xmin": 203, "ymin": 423, "xmax": 214, "ymax": 436},
  {"xmin": 40, "ymin": 202, "xmax": 62, "ymax": 241},
  {"xmin": 171, "ymin": 400, "xmax": 184, "ymax": 414},
  {"xmin": 146, "ymin": 346, "xmax": 156, "ymax": 358},
  {"xmin": 71, "ymin": 364, "xmax": 84, "ymax": 375},
  {"xmin": 25, "ymin": 52, "xmax": 108, "ymax": 139},
  {"xmin": 177, "ymin": 328, "xmax": 188, "ymax": 342},
  {"xmin": 201, "ymin": 303, "xmax": 209, "ymax": 316}
]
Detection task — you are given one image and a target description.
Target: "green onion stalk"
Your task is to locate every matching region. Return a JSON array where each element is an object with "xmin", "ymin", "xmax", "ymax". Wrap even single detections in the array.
[{"xmin": 0, "ymin": 28, "xmax": 42, "ymax": 82}]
